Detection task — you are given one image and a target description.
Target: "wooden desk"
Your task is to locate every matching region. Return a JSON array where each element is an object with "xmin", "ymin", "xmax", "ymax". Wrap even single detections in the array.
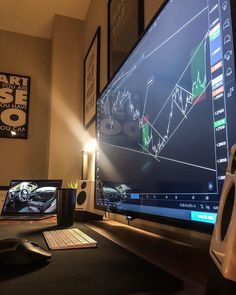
[{"xmin": 0, "ymin": 216, "xmax": 57, "ymax": 225}]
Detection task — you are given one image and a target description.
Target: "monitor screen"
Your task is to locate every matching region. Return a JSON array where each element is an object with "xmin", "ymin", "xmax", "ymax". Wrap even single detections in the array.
[
  {"xmin": 2, "ymin": 180, "xmax": 62, "ymax": 214},
  {"xmin": 95, "ymin": 0, "xmax": 236, "ymax": 231}
]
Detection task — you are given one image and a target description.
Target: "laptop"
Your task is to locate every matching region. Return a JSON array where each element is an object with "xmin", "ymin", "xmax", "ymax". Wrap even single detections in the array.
[{"xmin": 0, "ymin": 179, "xmax": 62, "ymax": 220}]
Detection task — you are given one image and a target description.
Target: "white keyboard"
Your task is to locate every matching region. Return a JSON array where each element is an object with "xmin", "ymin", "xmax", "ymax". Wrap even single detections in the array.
[{"xmin": 43, "ymin": 228, "xmax": 97, "ymax": 250}]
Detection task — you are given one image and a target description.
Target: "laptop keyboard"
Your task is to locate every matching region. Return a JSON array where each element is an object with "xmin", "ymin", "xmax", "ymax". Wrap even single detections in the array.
[{"xmin": 43, "ymin": 228, "xmax": 97, "ymax": 250}]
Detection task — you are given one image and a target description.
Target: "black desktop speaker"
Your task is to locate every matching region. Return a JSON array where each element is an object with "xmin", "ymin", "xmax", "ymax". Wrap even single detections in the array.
[
  {"xmin": 75, "ymin": 180, "xmax": 94, "ymax": 211},
  {"xmin": 210, "ymin": 144, "xmax": 236, "ymax": 282}
]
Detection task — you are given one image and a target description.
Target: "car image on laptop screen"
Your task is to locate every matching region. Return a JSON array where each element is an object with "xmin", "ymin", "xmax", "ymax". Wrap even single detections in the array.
[{"xmin": 3, "ymin": 180, "xmax": 61, "ymax": 214}]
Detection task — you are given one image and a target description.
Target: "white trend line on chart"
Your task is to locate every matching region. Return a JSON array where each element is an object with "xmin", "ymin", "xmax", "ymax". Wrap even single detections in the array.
[
  {"xmin": 99, "ymin": 4, "xmax": 214, "ymax": 174},
  {"xmin": 166, "ymin": 80, "xmax": 212, "ymax": 145},
  {"xmin": 101, "ymin": 141, "xmax": 215, "ymax": 172},
  {"xmin": 152, "ymin": 31, "xmax": 209, "ymax": 125},
  {"xmin": 141, "ymin": 79, "xmax": 212, "ymax": 158},
  {"xmin": 156, "ymin": 154, "xmax": 216, "ymax": 172},
  {"xmin": 144, "ymin": 6, "xmax": 208, "ymax": 60},
  {"xmin": 100, "ymin": 142, "xmax": 150, "ymax": 157},
  {"xmin": 99, "ymin": 6, "xmax": 208, "ymax": 103},
  {"xmin": 139, "ymin": 31, "xmax": 209, "ymax": 158},
  {"xmin": 143, "ymin": 76, "xmax": 155, "ymax": 116},
  {"xmin": 138, "ymin": 142, "xmax": 216, "ymax": 172},
  {"xmin": 138, "ymin": 143, "xmax": 160, "ymax": 162}
]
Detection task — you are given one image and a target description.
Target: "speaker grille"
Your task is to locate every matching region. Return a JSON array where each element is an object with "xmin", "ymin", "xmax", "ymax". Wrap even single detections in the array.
[
  {"xmin": 81, "ymin": 181, "xmax": 87, "ymax": 190},
  {"xmin": 221, "ymin": 183, "xmax": 235, "ymax": 241},
  {"xmin": 77, "ymin": 191, "xmax": 86, "ymax": 205}
]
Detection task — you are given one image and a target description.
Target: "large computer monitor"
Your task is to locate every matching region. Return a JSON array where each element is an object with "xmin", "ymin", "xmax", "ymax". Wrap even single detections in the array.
[{"xmin": 95, "ymin": 0, "xmax": 236, "ymax": 232}]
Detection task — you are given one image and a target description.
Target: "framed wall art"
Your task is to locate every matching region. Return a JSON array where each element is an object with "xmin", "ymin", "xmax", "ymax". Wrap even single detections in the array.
[
  {"xmin": 83, "ymin": 26, "xmax": 101, "ymax": 128},
  {"xmin": 0, "ymin": 72, "xmax": 31, "ymax": 139},
  {"xmin": 108, "ymin": 0, "xmax": 144, "ymax": 80}
]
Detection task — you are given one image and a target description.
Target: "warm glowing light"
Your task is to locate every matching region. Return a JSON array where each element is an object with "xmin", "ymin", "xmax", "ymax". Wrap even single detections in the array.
[
  {"xmin": 11, "ymin": 131, "xmax": 17, "ymax": 136},
  {"xmin": 84, "ymin": 139, "xmax": 97, "ymax": 152}
]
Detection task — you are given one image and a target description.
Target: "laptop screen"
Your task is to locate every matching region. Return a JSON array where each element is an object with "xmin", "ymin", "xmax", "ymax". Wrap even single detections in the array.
[{"xmin": 2, "ymin": 180, "xmax": 62, "ymax": 215}]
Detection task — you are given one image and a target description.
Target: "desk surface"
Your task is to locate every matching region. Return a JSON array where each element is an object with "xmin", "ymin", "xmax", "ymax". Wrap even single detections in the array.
[{"xmin": 0, "ymin": 222, "xmax": 183, "ymax": 295}]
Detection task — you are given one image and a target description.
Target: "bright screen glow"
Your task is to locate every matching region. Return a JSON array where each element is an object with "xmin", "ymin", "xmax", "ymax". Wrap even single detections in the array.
[{"xmin": 95, "ymin": 0, "xmax": 236, "ymax": 229}]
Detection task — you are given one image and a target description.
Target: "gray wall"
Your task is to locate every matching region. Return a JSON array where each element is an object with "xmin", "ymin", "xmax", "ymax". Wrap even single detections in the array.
[{"xmin": 0, "ymin": 30, "xmax": 51, "ymax": 185}]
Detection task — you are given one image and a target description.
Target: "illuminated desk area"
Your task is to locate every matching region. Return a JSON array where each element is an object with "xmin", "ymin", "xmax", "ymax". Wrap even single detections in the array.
[{"xmin": 0, "ymin": 216, "xmax": 213, "ymax": 295}]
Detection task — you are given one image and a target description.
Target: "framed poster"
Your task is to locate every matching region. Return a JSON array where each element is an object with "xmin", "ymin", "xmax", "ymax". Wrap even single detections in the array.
[
  {"xmin": 84, "ymin": 26, "xmax": 101, "ymax": 128},
  {"xmin": 108, "ymin": 0, "xmax": 144, "ymax": 80},
  {"xmin": 0, "ymin": 72, "xmax": 31, "ymax": 139}
]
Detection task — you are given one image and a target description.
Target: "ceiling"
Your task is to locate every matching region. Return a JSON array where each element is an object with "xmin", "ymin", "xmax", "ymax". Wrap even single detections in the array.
[{"xmin": 0, "ymin": 0, "xmax": 91, "ymax": 39}]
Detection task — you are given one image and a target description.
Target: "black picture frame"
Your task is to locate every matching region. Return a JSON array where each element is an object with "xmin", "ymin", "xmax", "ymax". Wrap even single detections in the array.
[
  {"xmin": 108, "ymin": 0, "xmax": 144, "ymax": 80},
  {"xmin": 83, "ymin": 26, "xmax": 101, "ymax": 128},
  {"xmin": 0, "ymin": 72, "xmax": 31, "ymax": 139}
]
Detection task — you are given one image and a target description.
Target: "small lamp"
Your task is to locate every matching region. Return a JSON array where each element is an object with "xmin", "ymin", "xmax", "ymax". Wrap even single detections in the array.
[{"xmin": 81, "ymin": 139, "xmax": 97, "ymax": 180}]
